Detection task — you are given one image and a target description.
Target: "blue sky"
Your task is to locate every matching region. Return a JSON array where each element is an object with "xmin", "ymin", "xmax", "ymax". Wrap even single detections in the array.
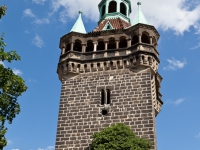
[{"xmin": 0, "ymin": 0, "xmax": 200, "ymax": 150}]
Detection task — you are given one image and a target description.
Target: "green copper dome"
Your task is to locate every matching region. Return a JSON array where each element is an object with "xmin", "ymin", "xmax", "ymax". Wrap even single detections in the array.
[
  {"xmin": 70, "ymin": 11, "xmax": 86, "ymax": 34},
  {"xmin": 132, "ymin": 2, "xmax": 148, "ymax": 25}
]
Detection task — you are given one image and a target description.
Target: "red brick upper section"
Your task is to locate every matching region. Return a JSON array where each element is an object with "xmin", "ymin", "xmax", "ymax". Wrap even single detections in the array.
[{"xmin": 93, "ymin": 18, "xmax": 131, "ymax": 32}]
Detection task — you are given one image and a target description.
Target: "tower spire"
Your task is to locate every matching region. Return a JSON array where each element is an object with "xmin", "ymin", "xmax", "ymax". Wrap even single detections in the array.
[
  {"xmin": 132, "ymin": 2, "xmax": 148, "ymax": 25},
  {"xmin": 70, "ymin": 11, "xmax": 86, "ymax": 34}
]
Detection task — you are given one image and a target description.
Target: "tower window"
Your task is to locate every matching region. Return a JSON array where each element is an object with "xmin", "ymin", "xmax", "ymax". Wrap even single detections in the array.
[
  {"xmin": 101, "ymin": 89, "xmax": 111, "ymax": 105},
  {"xmin": 102, "ymin": 5, "xmax": 105, "ymax": 17},
  {"xmin": 108, "ymin": 1, "xmax": 117, "ymax": 13},
  {"xmin": 131, "ymin": 35, "xmax": 139, "ymax": 45},
  {"xmin": 86, "ymin": 40, "xmax": 94, "ymax": 52},
  {"xmin": 142, "ymin": 32, "xmax": 150, "ymax": 44},
  {"xmin": 120, "ymin": 3, "xmax": 126, "ymax": 16},
  {"xmin": 97, "ymin": 40, "xmax": 105, "ymax": 51},
  {"xmin": 108, "ymin": 37, "xmax": 116, "ymax": 49},
  {"xmin": 101, "ymin": 89, "xmax": 105, "ymax": 105},
  {"xmin": 73, "ymin": 40, "xmax": 82, "ymax": 52},
  {"xmin": 106, "ymin": 89, "xmax": 110, "ymax": 104},
  {"xmin": 119, "ymin": 36, "xmax": 127, "ymax": 48}
]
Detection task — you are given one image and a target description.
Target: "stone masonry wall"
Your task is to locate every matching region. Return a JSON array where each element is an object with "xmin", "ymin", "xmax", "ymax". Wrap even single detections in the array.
[{"xmin": 55, "ymin": 68, "xmax": 157, "ymax": 150}]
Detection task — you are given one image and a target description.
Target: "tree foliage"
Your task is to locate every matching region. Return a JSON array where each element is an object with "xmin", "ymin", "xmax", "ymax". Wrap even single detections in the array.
[
  {"xmin": 90, "ymin": 123, "xmax": 152, "ymax": 150},
  {"xmin": 0, "ymin": 5, "xmax": 27, "ymax": 149}
]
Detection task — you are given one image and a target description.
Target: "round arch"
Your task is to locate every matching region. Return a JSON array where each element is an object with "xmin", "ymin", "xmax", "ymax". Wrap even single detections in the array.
[
  {"xmin": 97, "ymin": 39, "xmax": 105, "ymax": 51},
  {"xmin": 120, "ymin": 3, "xmax": 126, "ymax": 16},
  {"xmin": 142, "ymin": 31, "xmax": 150, "ymax": 44},
  {"xmin": 109, "ymin": 1, "xmax": 117, "ymax": 13},
  {"xmin": 86, "ymin": 40, "xmax": 94, "ymax": 52},
  {"xmin": 108, "ymin": 37, "xmax": 116, "ymax": 49},
  {"xmin": 131, "ymin": 34, "xmax": 139, "ymax": 45},
  {"xmin": 73, "ymin": 39, "xmax": 82, "ymax": 52},
  {"xmin": 119, "ymin": 36, "xmax": 127, "ymax": 48}
]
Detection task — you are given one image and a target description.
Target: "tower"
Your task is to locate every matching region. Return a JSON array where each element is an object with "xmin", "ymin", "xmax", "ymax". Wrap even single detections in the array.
[{"xmin": 55, "ymin": 1, "xmax": 163, "ymax": 150}]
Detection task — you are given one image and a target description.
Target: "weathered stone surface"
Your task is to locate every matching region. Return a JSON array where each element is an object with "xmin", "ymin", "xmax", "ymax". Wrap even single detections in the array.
[{"xmin": 55, "ymin": 68, "xmax": 157, "ymax": 150}]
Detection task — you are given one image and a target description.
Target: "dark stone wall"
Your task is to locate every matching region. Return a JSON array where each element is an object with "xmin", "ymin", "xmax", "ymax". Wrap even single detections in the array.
[{"xmin": 55, "ymin": 68, "xmax": 157, "ymax": 150}]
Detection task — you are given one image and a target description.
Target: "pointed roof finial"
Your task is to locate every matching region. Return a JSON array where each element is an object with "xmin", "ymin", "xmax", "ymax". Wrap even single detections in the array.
[
  {"xmin": 70, "ymin": 11, "xmax": 86, "ymax": 34},
  {"xmin": 78, "ymin": 10, "xmax": 82, "ymax": 14},
  {"xmin": 132, "ymin": 1, "xmax": 148, "ymax": 25},
  {"xmin": 137, "ymin": 1, "xmax": 141, "ymax": 5}
]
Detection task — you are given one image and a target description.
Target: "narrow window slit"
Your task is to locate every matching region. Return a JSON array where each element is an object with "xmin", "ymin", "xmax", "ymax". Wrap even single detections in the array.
[
  {"xmin": 101, "ymin": 89, "xmax": 105, "ymax": 105},
  {"xmin": 106, "ymin": 89, "xmax": 110, "ymax": 104}
]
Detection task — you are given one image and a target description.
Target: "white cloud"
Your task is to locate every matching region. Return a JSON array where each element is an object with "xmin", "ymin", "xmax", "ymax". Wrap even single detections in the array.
[
  {"xmin": 46, "ymin": 146, "xmax": 54, "ymax": 150},
  {"xmin": 38, "ymin": 146, "xmax": 54, "ymax": 150},
  {"xmin": 23, "ymin": 9, "xmax": 50, "ymax": 24},
  {"xmin": 173, "ymin": 99, "xmax": 185, "ymax": 105},
  {"xmin": 0, "ymin": 62, "xmax": 22, "ymax": 75},
  {"xmin": 7, "ymin": 140, "xmax": 13, "ymax": 145},
  {"xmin": 196, "ymin": 132, "xmax": 200, "ymax": 138},
  {"xmin": 34, "ymin": 18, "xmax": 50, "ymax": 24},
  {"xmin": 32, "ymin": 0, "xmax": 47, "ymax": 5},
  {"xmin": 32, "ymin": 34, "xmax": 44, "ymax": 48},
  {"xmin": 0, "ymin": 61, "xmax": 5, "ymax": 67},
  {"xmin": 167, "ymin": 98, "xmax": 185, "ymax": 106},
  {"xmin": 50, "ymin": 0, "xmax": 100, "ymax": 23},
  {"xmin": 191, "ymin": 42, "xmax": 200, "ymax": 49},
  {"xmin": 28, "ymin": 79, "xmax": 37, "ymax": 83},
  {"xmin": 23, "ymin": 9, "xmax": 35, "ymax": 18},
  {"xmin": 49, "ymin": 0, "xmax": 200, "ymax": 34},
  {"xmin": 12, "ymin": 149, "xmax": 20, "ymax": 150},
  {"xmin": 25, "ymin": 30, "xmax": 30, "ymax": 34},
  {"xmin": 164, "ymin": 58, "xmax": 186, "ymax": 70},
  {"xmin": 13, "ymin": 68, "xmax": 23, "ymax": 76}
]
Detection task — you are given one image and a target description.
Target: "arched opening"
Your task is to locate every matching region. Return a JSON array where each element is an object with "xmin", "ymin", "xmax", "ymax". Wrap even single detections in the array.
[
  {"xmin": 97, "ymin": 40, "xmax": 105, "ymax": 51},
  {"xmin": 91, "ymin": 63, "xmax": 94, "ymax": 70},
  {"xmin": 97, "ymin": 63, "xmax": 100, "ymax": 70},
  {"xmin": 124, "ymin": 60, "xmax": 127, "ymax": 67},
  {"xmin": 108, "ymin": 1, "xmax": 117, "ymax": 13},
  {"xmin": 71, "ymin": 63, "xmax": 74, "ymax": 71},
  {"xmin": 84, "ymin": 64, "xmax": 87, "ymax": 71},
  {"xmin": 110, "ymin": 61, "xmax": 113, "ymax": 67},
  {"xmin": 73, "ymin": 40, "xmax": 82, "ymax": 52},
  {"xmin": 86, "ymin": 40, "xmax": 94, "ymax": 52},
  {"xmin": 131, "ymin": 35, "xmax": 139, "ymax": 45},
  {"xmin": 77, "ymin": 64, "xmax": 80, "ymax": 72},
  {"xmin": 102, "ymin": 5, "xmax": 106, "ymax": 17},
  {"xmin": 65, "ymin": 43, "xmax": 71, "ymax": 53},
  {"xmin": 120, "ymin": 3, "xmax": 126, "ymax": 16},
  {"xmin": 130, "ymin": 58, "xmax": 133, "ymax": 65},
  {"xmin": 108, "ymin": 37, "xmax": 116, "ymax": 49},
  {"xmin": 119, "ymin": 36, "xmax": 127, "ymax": 48},
  {"xmin": 117, "ymin": 60, "xmax": 120, "ymax": 68},
  {"xmin": 104, "ymin": 62, "xmax": 107, "ymax": 69},
  {"xmin": 142, "ymin": 32, "xmax": 150, "ymax": 44}
]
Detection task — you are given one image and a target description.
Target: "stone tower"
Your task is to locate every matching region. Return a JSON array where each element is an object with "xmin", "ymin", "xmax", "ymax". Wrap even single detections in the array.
[{"xmin": 55, "ymin": 1, "xmax": 163, "ymax": 150}]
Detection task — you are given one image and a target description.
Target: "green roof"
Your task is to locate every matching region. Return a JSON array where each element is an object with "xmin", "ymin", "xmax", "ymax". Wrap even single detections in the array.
[
  {"xmin": 70, "ymin": 11, "xmax": 86, "ymax": 34},
  {"xmin": 132, "ymin": 2, "xmax": 148, "ymax": 25}
]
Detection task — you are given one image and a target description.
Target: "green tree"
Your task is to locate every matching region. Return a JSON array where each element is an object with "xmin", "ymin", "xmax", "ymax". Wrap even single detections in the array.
[
  {"xmin": 0, "ymin": 5, "xmax": 27, "ymax": 149},
  {"xmin": 90, "ymin": 123, "xmax": 152, "ymax": 150}
]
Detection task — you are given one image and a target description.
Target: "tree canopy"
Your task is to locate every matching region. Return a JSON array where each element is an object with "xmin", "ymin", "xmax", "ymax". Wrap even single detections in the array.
[
  {"xmin": 90, "ymin": 123, "xmax": 152, "ymax": 150},
  {"xmin": 0, "ymin": 5, "xmax": 27, "ymax": 149}
]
